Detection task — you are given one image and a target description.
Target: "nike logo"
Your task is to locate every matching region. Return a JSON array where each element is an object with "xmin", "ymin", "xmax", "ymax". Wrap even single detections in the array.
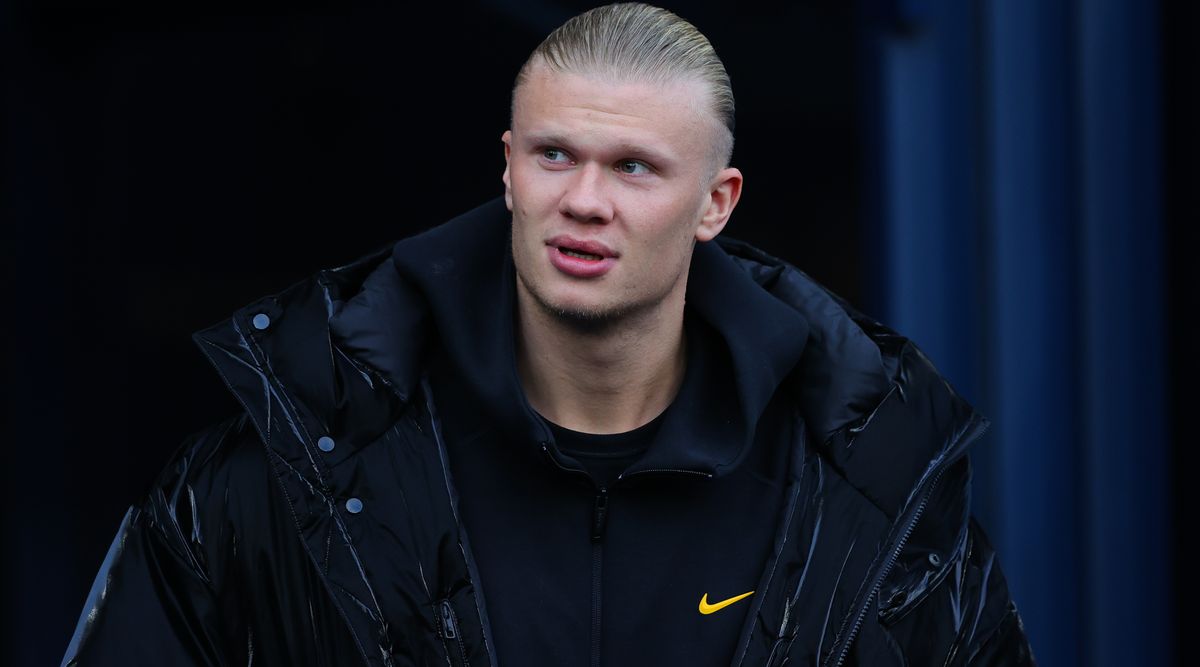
[{"xmin": 698, "ymin": 591, "xmax": 755, "ymax": 615}]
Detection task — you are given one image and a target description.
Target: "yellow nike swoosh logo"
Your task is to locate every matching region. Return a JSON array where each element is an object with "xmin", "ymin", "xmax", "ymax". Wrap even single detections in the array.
[{"xmin": 698, "ymin": 591, "xmax": 755, "ymax": 615}]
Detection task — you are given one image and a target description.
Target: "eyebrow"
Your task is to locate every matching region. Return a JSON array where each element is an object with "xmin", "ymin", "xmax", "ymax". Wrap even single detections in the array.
[{"xmin": 524, "ymin": 133, "xmax": 675, "ymax": 166}]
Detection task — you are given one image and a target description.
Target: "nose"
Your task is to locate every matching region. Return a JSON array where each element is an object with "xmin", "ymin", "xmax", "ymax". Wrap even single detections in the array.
[{"xmin": 558, "ymin": 162, "xmax": 613, "ymax": 223}]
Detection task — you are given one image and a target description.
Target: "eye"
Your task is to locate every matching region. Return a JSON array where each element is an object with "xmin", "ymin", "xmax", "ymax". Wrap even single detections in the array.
[
  {"xmin": 542, "ymin": 148, "xmax": 571, "ymax": 163},
  {"xmin": 616, "ymin": 159, "xmax": 651, "ymax": 175}
]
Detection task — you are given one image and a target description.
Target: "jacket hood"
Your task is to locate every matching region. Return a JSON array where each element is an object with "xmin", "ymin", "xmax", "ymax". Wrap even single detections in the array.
[
  {"xmin": 198, "ymin": 197, "xmax": 985, "ymax": 519},
  {"xmin": 381, "ymin": 197, "xmax": 813, "ymax": 477}
]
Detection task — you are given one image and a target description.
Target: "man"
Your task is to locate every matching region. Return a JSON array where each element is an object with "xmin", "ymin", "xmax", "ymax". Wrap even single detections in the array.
[{"xmin": 63, "ymin": 3, "xmax": 1035, "ymax": 665}]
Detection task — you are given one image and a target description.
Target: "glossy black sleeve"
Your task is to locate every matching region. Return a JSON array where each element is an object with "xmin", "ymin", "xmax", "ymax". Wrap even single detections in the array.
[
  {"xmin": 869, "ymin": 456, "xmax": 1038, "ymax": 666},
  {"xmin": 956, "ymin": 516, "xmax": 1037, "ymax": 666},
  {"xmin": 60, "ymin": 417, "xmax": 248, "ymax": 667}
]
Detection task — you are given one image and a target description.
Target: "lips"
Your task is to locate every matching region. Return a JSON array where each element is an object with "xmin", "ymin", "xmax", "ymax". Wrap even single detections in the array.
[{"xmin": 545, "ymin": 235, "xmax": 618, "ymax": 278}]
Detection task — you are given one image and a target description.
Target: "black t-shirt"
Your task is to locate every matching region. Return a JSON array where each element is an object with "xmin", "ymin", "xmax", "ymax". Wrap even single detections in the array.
[{"xmin": 541, "ymin": 409, "xmax": 667, "ymax": 488}]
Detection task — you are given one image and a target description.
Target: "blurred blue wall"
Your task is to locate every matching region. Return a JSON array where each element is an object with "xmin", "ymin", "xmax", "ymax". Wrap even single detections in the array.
[{"xmin": 859, "ymin": 1, "xmax": 1171, "ymax": 665}]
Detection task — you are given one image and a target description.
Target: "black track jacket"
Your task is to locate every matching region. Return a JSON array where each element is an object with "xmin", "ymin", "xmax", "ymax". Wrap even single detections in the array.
[{"xmin": 63, "ymin": 198, "xmax": 1037, "ymax": 666}]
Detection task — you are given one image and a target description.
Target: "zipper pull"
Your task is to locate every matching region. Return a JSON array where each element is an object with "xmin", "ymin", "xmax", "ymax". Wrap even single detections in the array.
[
  {"xmin": 439, "ymin": 599, "xmax": 458, "ymax": 640},
  {"xmin": 591, "ymin": 487, "xmax": 609, "ymax": 543}
]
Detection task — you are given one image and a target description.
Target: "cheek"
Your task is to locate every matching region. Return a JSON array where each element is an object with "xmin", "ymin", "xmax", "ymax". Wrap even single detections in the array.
[
  {"xmin": 636, "ymin": 214, "xmax": 697, "ymax": 278},
  {"xmin": 510, "ymin": 222, "xmax": 533, "ymax": 278},
  {"xmin": 510, "ymin": 161, "xmax": 550, "ymax": 201},
  {"xmin": 511, "ymin": 214, "xmax": 533, "ymax": 250},
  {"xmin": 511, "ymin": 214, "xmax": 544, "ymax": 274},
  {"xmin": 659, "ymin": 201, "xmax": 702, "ymax": 253}
]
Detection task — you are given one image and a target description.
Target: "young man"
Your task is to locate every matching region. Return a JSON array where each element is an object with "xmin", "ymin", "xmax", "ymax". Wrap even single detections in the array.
[{"xmin": 63, "ymin": 3, "xmax": 1035, "ymax": 665}]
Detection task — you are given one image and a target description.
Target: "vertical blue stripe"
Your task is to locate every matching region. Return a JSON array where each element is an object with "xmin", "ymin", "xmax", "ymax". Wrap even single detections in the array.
[
  {"xmin": 1077, "ymin": 1, "xmax": 1171, "ymax": 665},
  {"xmin": 983, "ymin": 2, "xmax": 1080, "ymax": 665}
]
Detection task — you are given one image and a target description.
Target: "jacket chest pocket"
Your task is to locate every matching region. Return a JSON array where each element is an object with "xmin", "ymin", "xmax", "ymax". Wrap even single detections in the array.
[{"xmin": 876, "ymin": 552, "xmax": 956, "ymax": 627}]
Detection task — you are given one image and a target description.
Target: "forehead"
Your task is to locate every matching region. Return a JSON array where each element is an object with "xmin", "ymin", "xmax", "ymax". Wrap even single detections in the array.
[{"xmin": 512, "ymin": 65, "xmax": 716, "ymax": 164}]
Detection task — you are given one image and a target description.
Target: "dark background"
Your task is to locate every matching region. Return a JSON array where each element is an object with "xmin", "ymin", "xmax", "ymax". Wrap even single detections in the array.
[{"xmin": 3, "ymin": 1, "xmax": 1192, "ymax": 665}]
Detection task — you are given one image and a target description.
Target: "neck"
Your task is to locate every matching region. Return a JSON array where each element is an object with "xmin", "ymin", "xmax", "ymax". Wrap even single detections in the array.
[{"xmin": 515, "ymin": 287, "xmax": 687, "ymax": 435}]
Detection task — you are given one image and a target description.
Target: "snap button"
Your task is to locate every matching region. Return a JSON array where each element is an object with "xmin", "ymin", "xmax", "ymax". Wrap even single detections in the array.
[
  {"xmin": 318, "ymin": 436, "xmax": 335, "ymax": 452},
  {"xmin": 252, "ymin": 313, "xmax": 271, "ymax": 330},
  {"xmin": 345, "ymin": 498, "xmax": 363, "ymax": 514},
  {"xmin": 928, "ymin": 552, "xmax": 941, "ymax": 567}
]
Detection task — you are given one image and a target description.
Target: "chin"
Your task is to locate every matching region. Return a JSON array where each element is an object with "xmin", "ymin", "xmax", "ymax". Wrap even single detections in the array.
[
  {"xmin": 541, "ymin": 294, "xmax": 617, "ymax": 321},
  {"xmin": 530, "ymin": 286, "xmax": 633, "ymax": 330},
  {"xmin": 517, "ymin": 261, "xmax": 641, "ymax": 328}
]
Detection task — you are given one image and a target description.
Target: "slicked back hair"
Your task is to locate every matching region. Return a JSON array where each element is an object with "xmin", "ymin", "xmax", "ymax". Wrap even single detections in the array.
[{"xmin": 510, "ymin": 2, "xmax": 735, "ymax": 176}]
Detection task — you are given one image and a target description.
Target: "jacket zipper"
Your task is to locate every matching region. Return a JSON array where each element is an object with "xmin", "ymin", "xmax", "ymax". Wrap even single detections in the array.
[
  {"xmin": 541, "ymin": 444, "xmax": 714, "ymax": 667},
  {"xmin": 437, "ymin": 598, "xmax": 470, "ymax": 666},
  {"xmin": 542, "ymin": 444, "xmax": 607, "ymax": 667},
  {"xmin": 827, "ymin": 418, "xmax": 989, "ymax": 666},
  {"xmin": 590, "ymin": 487, "xmax": 608, "ymax": 667},
  {"xmin": 827, "ymin": 465, "xmax": 946, "ymax": 666}
]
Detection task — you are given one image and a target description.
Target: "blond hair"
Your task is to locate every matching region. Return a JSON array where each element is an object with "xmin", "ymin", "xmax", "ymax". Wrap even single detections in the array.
[{"xmin": 511, "ymin": 2, "xmax": 735, "ymax": 171}]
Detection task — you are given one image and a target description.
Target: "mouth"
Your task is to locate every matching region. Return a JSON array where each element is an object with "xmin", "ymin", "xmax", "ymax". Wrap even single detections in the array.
[
  {"xmin": 558, "ymin": 247, "xmax": 604, "ymax": 261},
  {"xmin": 544, "ymin": 235, "xmax": 618, "ymax": 278},
  {"xmin": 546, "ymin": 235, "xmax": 617, "ymax": 260}
]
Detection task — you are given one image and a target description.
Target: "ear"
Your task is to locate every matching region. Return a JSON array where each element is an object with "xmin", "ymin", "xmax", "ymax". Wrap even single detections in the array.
[
  {"xmin": 501, "ymin": 130, "xmax": 514, "ymax": 211},
  {"xmin": 694, "ymin": 166, "xmax": 743, "ymax": 242}
]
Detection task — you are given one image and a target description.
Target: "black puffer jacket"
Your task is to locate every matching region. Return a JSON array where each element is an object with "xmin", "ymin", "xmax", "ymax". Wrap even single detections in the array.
[{"xmin": 63, "ymin": 198, "xmax": 1036, "ymax": 666}]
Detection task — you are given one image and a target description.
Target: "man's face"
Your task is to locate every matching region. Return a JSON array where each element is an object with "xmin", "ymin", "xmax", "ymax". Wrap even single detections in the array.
[{"xmin": 502, "ymin": 64, "xmax": 741, "ymax": 325}]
